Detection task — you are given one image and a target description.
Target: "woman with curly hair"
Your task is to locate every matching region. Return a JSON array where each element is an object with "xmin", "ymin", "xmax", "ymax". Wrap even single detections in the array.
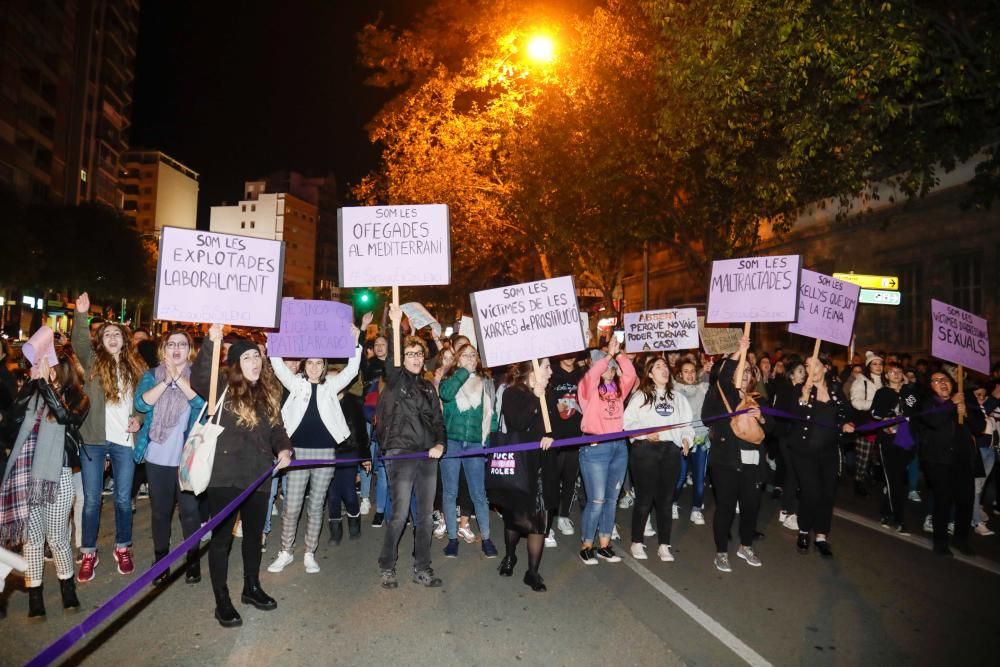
[
  {"xmin": 191, "ymin": 324, "xmax": 292, "ymax": 628},
  {"xmin": 71, "ymin": 293, "xmax": 147, "ymax": 583}
]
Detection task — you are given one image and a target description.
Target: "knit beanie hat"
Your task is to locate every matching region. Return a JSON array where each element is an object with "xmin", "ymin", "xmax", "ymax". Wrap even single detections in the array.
[
  {"xmin": 864, "ymin": 351, "xmax": 884, "ymax": 367},
  {"xmin": 227, "ymin": 339, "xmax": 259, "ymax": 366}
]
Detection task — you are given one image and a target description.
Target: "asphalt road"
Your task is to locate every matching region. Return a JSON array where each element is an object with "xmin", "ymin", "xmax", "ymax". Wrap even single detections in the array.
[{"xmin": 3, "ymin": 477, "xmax": 999, "ymax": 666}]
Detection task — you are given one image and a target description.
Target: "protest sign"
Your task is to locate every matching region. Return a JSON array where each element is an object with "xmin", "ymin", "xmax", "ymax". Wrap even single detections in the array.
[
  {"xmin": 623, "ymin": 308, "xmax": 699, "ymax": 353},
  {"xmin": 400, "ymin": 302, "xmax": 441, "ymax": 338},
  {"xmin": 697, "ymin": 317, "xmax": 742, "ymax": 356},
  {"xmin": 459, "ymin": 315, "xmax": 478, "ymax": 348},
  {"xmin": 338, "ymin": 205, "xmax": 450, "ymax": 288},
  {"xmin": 930, "ymin": 299, "xmax": 990, "ymax": 375},
  {"xmin": 154, "ymin": 226, "xmax": 284, "ymax": 328},
  {"xmin": 706, "ymin": 254, "xmax": 801, "ymax": 323},
  {"xmin": 470, "ymin": 276, "xmax": 585, "ymax": 369},
  {"xmin": 267, "ymin": 299, "xmax": 356, "ymax": 359},
  {"xmin": 787, "ymin": 269, "xmax": 860, "ymax": 347}
]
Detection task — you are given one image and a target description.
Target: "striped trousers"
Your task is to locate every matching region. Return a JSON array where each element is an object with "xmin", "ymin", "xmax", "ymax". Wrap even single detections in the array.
[
  {"xmin": 279, "ymin": 448, "xmax": 336, "ymax": 553},
  {"xmin": 25, "ymin": 467, "xmax": 75, "ymax": 587}
]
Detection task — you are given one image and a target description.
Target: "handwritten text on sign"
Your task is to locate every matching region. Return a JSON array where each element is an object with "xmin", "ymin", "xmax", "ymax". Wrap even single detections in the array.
[
  {"xmin": 698, "ymin": 317, "xmax": 743, "ymax": 356},
  {"xmin": 706, "ymin": 254, "xmax": 801, "ymax": 323},
  {"xmin": 470, "ymin": 276, "xmax": 586, "ymax": 368},
  {"xmin": 623, "ymin": 308, "xmax": 699, "ymax": 353},
  {"xmin": 154, "ymin": 226, "xmax": 284, "ymax": 327},
  {"xmin": 930, "ymin": 299, "xmax": 990, "ymax": 375},
  {"xmin": 267, "ymin": 299, "xmax": 356, "ymax": 359},
  {"xmin": 338, "ymin": 204, "xmax": 450, "ymax": 287},
  {"xmin": 787, "ymin": 269, "xmax": 860, "ymax": 346}
]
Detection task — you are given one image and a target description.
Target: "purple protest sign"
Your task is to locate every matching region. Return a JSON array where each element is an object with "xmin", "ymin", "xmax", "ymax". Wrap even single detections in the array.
[
  {"xmin": 706, "ymin": 254, "xmax": 801, "ymax": 323},
  {"xmin": 787, "ymin": 269, "xmax": 860, "ymax": 346},
  {"xmin": 930, "ymin": 299, "xmax": 990, "ymax": 375},
  {"xmin": 267, "ymin": 298, "xmax": 356, "ymax": 358}
]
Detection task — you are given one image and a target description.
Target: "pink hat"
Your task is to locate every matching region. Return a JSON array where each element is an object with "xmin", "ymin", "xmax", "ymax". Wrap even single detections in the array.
[{"xmin": 22, "ymin": 326, "xmax": 59, "ymax": 369}]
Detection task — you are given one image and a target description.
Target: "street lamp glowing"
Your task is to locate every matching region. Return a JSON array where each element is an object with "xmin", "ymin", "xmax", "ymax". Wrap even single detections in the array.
[{"xmin": 525, "ymin": 34, "xmax": 555, "ymax": 63}]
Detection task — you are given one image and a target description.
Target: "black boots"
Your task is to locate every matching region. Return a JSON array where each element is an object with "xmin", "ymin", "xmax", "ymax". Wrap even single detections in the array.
[
  {"xmin": 347, "ymin": 515, "xmax": 361, "ymax": 540},
  {"xmin": 329, "ymin": 518, "xmax": 344, "ymax": 545},
  {"xmin": 153, "ymin": 550, "xmax": 170, "ymax": 587},
  {"xmin": 498, "ymin": 554, "xmax": 517, "ymax": 577},
  {"xmin": 28, "ymin": 586, "xmax": 45, "ymax": 620},
  {"xmin": 60, "ymin": 578, "xmax": 80, "ymax": 610},
  {"xmin": 241, "ymin": 576, "xmax": 277, "ymax": 611},
  {"xmin": 523, "ymin": 570, "xmax": 546, "ymax": 592},
  {"xmin": 214, "ymin": 587, "xmax": 242, "ymax": 628},
  {"xmin": 185, "ymin": 553, "xmax": 202, "ymax": 584}
]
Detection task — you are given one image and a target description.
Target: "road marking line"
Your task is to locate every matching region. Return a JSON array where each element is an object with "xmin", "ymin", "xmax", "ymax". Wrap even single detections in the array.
[
  {"xmin": 621, "ymin": 553, "xmax": 774, "ymax": 667},
  {"xmin": 833, "ymin": 508, "xmax": 1000, "ymax": 576}
]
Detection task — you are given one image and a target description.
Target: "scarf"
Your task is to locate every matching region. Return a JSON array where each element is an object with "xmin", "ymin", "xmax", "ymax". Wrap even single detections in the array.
[
  {"xmin": 149, "ymin": 364, "xmax": 191, "ymax": 443},
  {"xmin": 455, "ymin": 374, "xmax": 494, "ymax": 445},
  {"xmin": 0, "ymin": 403, "xmax": 48, "ymax": 545}
]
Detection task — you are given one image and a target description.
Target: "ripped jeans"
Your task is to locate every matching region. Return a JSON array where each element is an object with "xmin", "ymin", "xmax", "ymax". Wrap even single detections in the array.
[{"xmin": 578, "ymin": 439, "xmax": 628, "ymax": 545}]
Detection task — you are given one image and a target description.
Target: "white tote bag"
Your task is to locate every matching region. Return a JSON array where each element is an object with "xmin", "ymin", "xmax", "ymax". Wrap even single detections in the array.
[{"xmin": 178, "ymin": 388, "xmax": 227, "ymax": 495}]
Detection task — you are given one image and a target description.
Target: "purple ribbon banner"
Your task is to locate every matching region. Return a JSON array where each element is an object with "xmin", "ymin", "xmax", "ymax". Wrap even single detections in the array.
[{"xmin": 28, "ymin": 402, "xmax": 941, "ymax": 665}]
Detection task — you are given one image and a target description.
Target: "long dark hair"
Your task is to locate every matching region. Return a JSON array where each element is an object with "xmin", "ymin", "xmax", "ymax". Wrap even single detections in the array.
[
  {"xmin": 636, "ymin": 356, "xmax": 674, "ymax": 406},
  {"xmin": 47, "ymin": 350, "xmax": 89, "ymax": 421},
  {"xmin": 225, "ymin": 353, "xmax": 283, "ymax": 429}
]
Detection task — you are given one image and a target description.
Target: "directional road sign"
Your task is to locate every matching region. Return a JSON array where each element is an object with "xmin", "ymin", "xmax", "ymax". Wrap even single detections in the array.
[
  {"xmin": 859, "ymin": 289, "xmax": 901, "ymax": 306},
  {"xmin": 833, "ymin": 273, "xmax": 899, "ymax": 290}
]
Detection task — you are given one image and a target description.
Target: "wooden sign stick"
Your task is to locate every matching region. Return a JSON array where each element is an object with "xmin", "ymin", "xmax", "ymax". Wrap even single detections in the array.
[
  {"xmin": 531, "ymin": 358, "xmax": 553, "ymax": 433},
  {"xmin": 957, "ymin": 364, "xmax": 965, "ymax": 425},
  {"xmin": 848, "ymin": 334, "xmax": 856, "ymax": 366},
  {"xmin": 811, "ymin": 338, "xmax": 822, "ymax": 361},
  {"xmin": 208, "ymin": 328, "xmax": 222, "ymax": 416},
  {"xmin": 734, "ymin": 322, "xmax": 751, "ymax": 390},
  {"xmin": 392, "ymin": 285, "xmax": 401, "ymax": 367}
]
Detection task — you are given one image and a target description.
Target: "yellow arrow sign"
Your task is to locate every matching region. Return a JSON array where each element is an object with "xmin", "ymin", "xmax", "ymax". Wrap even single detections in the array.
[{"xmin": 832, "ymin": 273, "xmax": 899, "ymax": 290}]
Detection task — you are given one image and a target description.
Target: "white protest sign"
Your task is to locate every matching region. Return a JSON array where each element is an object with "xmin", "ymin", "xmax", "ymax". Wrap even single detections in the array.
[
  {"xmin": 706, "ymin": 254, "xmax": 801, "ymax": 323},
  {"xmin": 471, "ymin": 276, "xmax": 586, "ymax": 369},
  {"xmin": 459, "ymin": 316, "xmax": 478, "ymax": 348},
  {"xmin": 400, "ymin": 302, "xmax": 441, "ymax": 338},
  {"xmin": 787, "ymin": 269, "xmax": 860, "ymax": 346},
  {"xmin": 154, "ymin": 226, "xmax": 284, "ymax": 327},
  {"xmin": 338, "ymin": 204, "xmax": 450, "ymax": 287},
  {"xmin": 624, "ymin": 308, "xmax": 699, "ymax": 353}
]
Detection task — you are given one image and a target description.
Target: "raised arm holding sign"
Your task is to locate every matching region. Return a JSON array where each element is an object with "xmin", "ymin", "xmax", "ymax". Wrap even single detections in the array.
[{"xmin": 930, "ymin": 299, "xmax": 990, "ymax": 426}]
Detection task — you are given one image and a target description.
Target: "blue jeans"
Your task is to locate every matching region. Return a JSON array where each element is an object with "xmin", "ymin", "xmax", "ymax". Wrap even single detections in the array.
[
  {"xmin": 80, "ymin": 442, "xmax": 135, "ymax": 551},
  {"xmin": 440, "ymin": 439, "xmax": 491, "ymax": 540},
  {"xmin": 359, "ymin": 424, "xmax": 374, "ymax": 498},
  {"xmin": 578, "ymin": 439, "xmax": 628, "ymax": 544},
  {"xmin": 673, "ymin": 441, "xmax": 710, "ymax": 509},
  {"xmin": 264, "ymin": 471, "xmax": 288, "ymax": 535}
]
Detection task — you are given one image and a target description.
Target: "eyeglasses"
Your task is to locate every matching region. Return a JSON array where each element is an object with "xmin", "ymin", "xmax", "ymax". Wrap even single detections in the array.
[
  {"xmin": 930, "ymin": 378, "xmax": 950, "ymax": 385},
  {"xmin": 404, "ymin": 351, "xmax": 425, "ymax": 359}
]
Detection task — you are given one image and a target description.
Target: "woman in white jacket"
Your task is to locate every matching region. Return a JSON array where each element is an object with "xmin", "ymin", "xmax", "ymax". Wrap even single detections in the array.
[
  {"xmin": 849, "ymin": 352, "xmax": 884, "ymax": 495},
  {"xmin": 266, "ymin": 329, "xmax": 361, "ymax": 575},
  {"xmin": 623, "ymin": 357, "xmax": 695, "ymax": 562}
]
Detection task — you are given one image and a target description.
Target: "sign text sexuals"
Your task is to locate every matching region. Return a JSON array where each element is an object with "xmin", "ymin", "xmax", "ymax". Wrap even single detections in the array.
[{"xmin": 930, "ymin": 299, "xmax": 990, "ymax": 375}]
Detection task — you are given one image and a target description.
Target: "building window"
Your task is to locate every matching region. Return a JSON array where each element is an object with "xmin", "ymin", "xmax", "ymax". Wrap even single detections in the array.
[
  {"xmin": 896, "ymin": 263, "xmax": 923, "ymax": 348},
  {"xmin": 250, "ymin": 221, "xmax": 255, "ymax": 229},
  {"xmin": 251, "ymin": 204, "xmax": 256, "ymax": 212},
  {"xmin": 950, "ymin": 253, "xmax": 982, "ymax": 314},
  {"xmin": 141, "ymin": 203, "xmax": 151, "ymax": 211},
  {"xmin": 142, "ymin": 186, "xmax": 152, "ymax": 195},
  {"xmin": 241, "ymin": 222, "xmax": 245, "ymax": 229},
  {"xmin": 241, "ymin": 205, "xmax": 246, "ymax": 212}
]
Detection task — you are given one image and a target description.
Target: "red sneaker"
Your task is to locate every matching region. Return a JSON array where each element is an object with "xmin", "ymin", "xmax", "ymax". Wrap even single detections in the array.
[
  {"xmin": 77, "ymin": 552, "xmax": 99, "ymax": 582},
  {"xmin": 114, "ymin": 546, "xmax": 135, "ymax": 575}
]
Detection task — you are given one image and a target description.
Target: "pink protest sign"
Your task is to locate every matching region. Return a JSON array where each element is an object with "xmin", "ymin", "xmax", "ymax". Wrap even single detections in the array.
[
  {"xmin": 267, "ymin": 298, "xmax": 356, "ymax": 359},
  {"xmin": 787, "ymin": 269, "xmax": 860, "ymax": 346},
  {"xmin": 706, "ymin": 255, "xmax": 801, "ymax": 323},
  {"xmin": 930, "ymin": 299, "xmax": 990, "ymax": 375}
]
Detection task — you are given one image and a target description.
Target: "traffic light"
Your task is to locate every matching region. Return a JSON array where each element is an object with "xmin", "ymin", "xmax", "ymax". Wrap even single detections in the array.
[{"xmin": 354, "ymin": 289, "xmax": 374, "ymax": 308}]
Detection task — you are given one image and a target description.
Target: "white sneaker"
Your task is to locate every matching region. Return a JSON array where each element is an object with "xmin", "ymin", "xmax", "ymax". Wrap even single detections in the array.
[
  {"xmin": 657, "ymin": 545, "xmax": 674, "ymax": 562},
  {"xmin": 923, "ymin": 515, "xmax": 933, "ymax": 533},
  {"xmin": 947, "ymin": 521, "xmax": 955, "ymax": 536},
  {"xmin": 457, "ymin": 525, "xmax": 476, "ymax": 543},
  {"xmin": 782, "ymin": 514, "xmax": 799, "ymax": 531},
  {"xmin": 271, "ymin": 505, "xmax": 277, "ymax": 516},
  {"xmin": 557, "ymin": 516, "xmax": 575, "ymax": 535},
  {"xmin": 778, "ymin": 510, "xmax": 789, "ymax": 523},
  {"xmin": 735, "ymin": 502, "xmax": 740, "ymax": 515},
  {"xmin": 644, "ymin": 516, "xmax": 656, "ymax": 537},
  {"xmin": 908, "ymin": 490, "xmax": 922, "ymax": 503},
  {"xmin": 433, "ymin": 518, "xmax": 447, "ymax": 539},
  {"xmin": 544, "ymin": 529, "xmax": 557, "ymax": 548},
  {"xmin": 611, "ymin": 524, "xmax": 622, "ymax": 542},
  {"xmin": 200, "ymin": 523, "xmax": 212, "ymax": 544},
  {"xmin": 630, "ymin": 543, "xmax": 648, "ymax": 559},
  {"xmin": 671, "ymin": 503, "xmax": 679, "ymax": 520},
  {"xmin": 267, "ymin": 550, "xmax": 294, "ymax": 573},
  {"xmin": 618, "ymin": 491, "xmax": 635, "ymax": 509},
  {"xmin": 690, "ymin": 509, "xmax": 705, "ymax": 525},
  {"xmin": 233, "ymin": 520, "xmax": 243, "ymax": 538},
  {"xmin": 303, "ymin": 552, "xmax": 320, "ymax": 574},
  {"xmin": 360, "ymin": 498, "xmax": 372, "ymax": 516},
  {"xmin": 974, "ymin": 522, "xmax": 996, "ymax": 537}
]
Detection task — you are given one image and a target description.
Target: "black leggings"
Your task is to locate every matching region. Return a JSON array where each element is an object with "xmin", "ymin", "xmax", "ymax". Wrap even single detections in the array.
[
  {"xmin": 710, "ymin": 464, "xmax": 762, "ymax": 552},
  {"xmin": 879, "ymin": 442, "xmax": 913, "ymax": 526},
  {"xmin": 924, "ymin": 460, "xmax": 974, "ymax": 547},
  {"xmin": 630, "ymin": 444, "xmax": 681, "ymax": 545},
  {"xmin": 553, "ymin": 448, "xmax": 581, "ymax": 517},
  {"xmin": 502, "ymin": 509, "xmax": 547, "ymax": 575},
  {"xmin": 206, "ymin": 487, "xmax": 267, "ymax": 592},
  {"xmin": 791, "ymin": 449, "xmax": 838, "ymax": 536},
  {"xmin": 146, "ymin": 461, "xmax": 201, "ymax": 557},
  {"xmin": 328, "ymin": 465, "xmax": 360, "ymax": 519}
]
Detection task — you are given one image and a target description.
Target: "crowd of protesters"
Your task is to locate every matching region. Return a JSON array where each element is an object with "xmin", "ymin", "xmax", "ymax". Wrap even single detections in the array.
[{"xmin": 1, "ymin": 294, "xmax": 998, "ymax": 625}]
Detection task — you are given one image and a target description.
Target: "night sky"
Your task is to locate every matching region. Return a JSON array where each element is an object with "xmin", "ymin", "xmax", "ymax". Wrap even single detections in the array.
[{"xmin": 130, "ymin": 0, "xmax": 421, "ymax": 223}]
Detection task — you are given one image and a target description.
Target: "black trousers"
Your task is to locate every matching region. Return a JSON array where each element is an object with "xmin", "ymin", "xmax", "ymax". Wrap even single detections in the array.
[
  {"xmin": 378, "ymin": 458, "xmax": 437, "ymax": 572},
  {"xmin": 791, "ymin": 448, "xmax": 838, "ymax": 535},
  {"xmin": 328, "ymin": 465, "xmax": 360, "ymax": 519},
  {"xmin": 879, "ymin": 442, "xmax": 914, "ymax": 526},
  {"xmin": 710, "ymin": 463, "xmax": 762, "ymax": 552},
  {"xmin": 146, "ymin": 461, "xmax": 201, "ymax": 556},
  {"xmin": 206, "ymin": 487, "xmax": 267, "ymax": 592},
  {"xmin": 630, "ymin": 444, "xmax": 681, "ymax": 545},
  {"xmin": 777, "ymin": 437, "xmax": 799, "ymax": 514},
  {"xmin": 553, "ymin": 447, "xmax": 581, "ymax": 517},
  {"xmin": 924, "ymin": 460, "xmax": 974, "ymax": 547}
]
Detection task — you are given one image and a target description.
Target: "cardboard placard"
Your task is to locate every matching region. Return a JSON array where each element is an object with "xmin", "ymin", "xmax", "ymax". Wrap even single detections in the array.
[
  {"xmin": 470, "ymin": 276, "xmax": 586, "ymax": 368},
  {"xmin": 338, "ymin": 204, "xmax": 451, "ymax": 287},
  {"xmin": 698, "ymin": 316, "xmax": 742, "ymax": 356},
  {"xmin": 787, "ymin": 269, "xmax": 860, "ymax": 346},
  {"xmin": 706, "ymin": 254, "xmax": 801, "ymax": 323},
  {"xmin": 400, "ymin": 302, "xmax": 441, "ymax": 338},
  {"xmin": 267, "ymin": 299, "xmax": 356, "ymax": 358},
  {"xmin": 154, "ymin": 226, "xmax": 284, "ymax": 327},
  {"xmin": 930, "ymin": 299, "xmax": 990, "ymax": 375},
  {"xmin": 459, "ymin": 315, "xmax": 478, "ymax": 348},
  {"xmin": 623, "ymin": 308, "xmax": 699, "ymax": 353}
]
